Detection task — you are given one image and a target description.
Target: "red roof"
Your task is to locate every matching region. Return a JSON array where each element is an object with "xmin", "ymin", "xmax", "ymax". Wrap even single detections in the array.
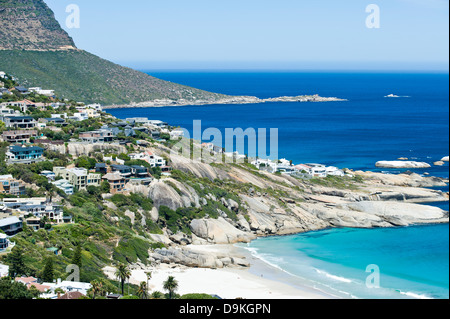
[{"xmin": 57, "ymin": 291, "xmax": 85, "ymax": 300}]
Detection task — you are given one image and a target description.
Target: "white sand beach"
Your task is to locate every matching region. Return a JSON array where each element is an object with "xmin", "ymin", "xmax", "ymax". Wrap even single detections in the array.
[{"xmin": 104, "ymin": 244, "xmax": 334, "ymax": 299}]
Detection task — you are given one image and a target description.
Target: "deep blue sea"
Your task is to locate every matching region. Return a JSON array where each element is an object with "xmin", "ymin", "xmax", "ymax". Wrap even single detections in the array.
[{"xmin": 109, "ymin": 71, "xmax": 449, "ymax": 299}]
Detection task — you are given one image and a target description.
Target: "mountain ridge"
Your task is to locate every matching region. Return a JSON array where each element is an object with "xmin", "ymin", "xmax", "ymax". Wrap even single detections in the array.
[{"xmin": 0, "ymin": 0, "xmax": 228, "ymax": 105}]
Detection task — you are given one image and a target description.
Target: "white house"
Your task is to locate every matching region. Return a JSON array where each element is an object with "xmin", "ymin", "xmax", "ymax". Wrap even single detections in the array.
[
  {"xmin": 28, "ymin": 87, "xmax": 55, "ymax": 97},
  {"xmin": 169, "ymin": 128, "xmax": 185, "ymax": 139},
  {"xmin": 129, "ymin": 151, "xmax": 166, "ymax": 167},
  {"xmin": 325, "ymin": 166, "xmax": 345, "ymax": 177},
  {"xmin": 41, "ymin": 279, "xmax": 92, "ymax": 299}
]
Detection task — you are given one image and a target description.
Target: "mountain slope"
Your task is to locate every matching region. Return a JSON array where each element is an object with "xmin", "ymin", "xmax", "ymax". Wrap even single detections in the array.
[
  {"xmin": 0, "ymin": 0, "xmax": 227, "ymax": 105},
  {"xmin": 0, "ymin": 50, "xmax": 227, "ymax": 105},
  {"xmin": 0, "ymin": 0, "xmax": 76, "ymax": 50}
]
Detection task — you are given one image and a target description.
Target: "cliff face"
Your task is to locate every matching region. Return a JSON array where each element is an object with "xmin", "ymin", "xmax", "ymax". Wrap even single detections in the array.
[{"xmin": 0, "ymin": 0, "xmax": 76, "ymax": 50}]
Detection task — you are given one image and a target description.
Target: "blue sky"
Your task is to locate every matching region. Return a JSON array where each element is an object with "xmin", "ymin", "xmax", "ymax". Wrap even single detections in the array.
[{"xmin": 45, "ymin": 0, "xmax": 449, "ymax": 71}]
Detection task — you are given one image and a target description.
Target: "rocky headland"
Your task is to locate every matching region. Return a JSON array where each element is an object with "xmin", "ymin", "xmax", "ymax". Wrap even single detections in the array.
[
  {"xmin": 102, "ymin": 94, "xmax": 347, "ymax": 110},
  {"xmin": 121, "ymin": 148, "xmax": 449, "ymax": 269}
]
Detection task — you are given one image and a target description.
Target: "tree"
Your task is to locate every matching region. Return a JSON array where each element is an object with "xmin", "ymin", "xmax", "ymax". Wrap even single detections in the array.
[
  {"xmin": 41, "ymin": 258, "xmax": 54, "ymax": 283},
  {"xmin": 71, "ymin": 244, "xmax": 82, "ymax": 270},
  {"xmin": 151, "ymin": 291, "xmax": 164, "ymax": 299},
  {"xmin": 115, "ymin": 263, "xmax": 131, "ymax": 296},
  {"xmin": 163, "ymin": 276, "xmax": 179, "ymax": 299},
  {"xmin": 90, "ymin": 280, "xmax": 104, "ymax": 300},
  {"xmin": 100, "ymin": 180, "xmax": 111, "ymax": 193},
  {"xmin": 6, "ymin": 246, "xmax": 27, "ymax": 278},
  {"xmin": 137, "ymin": 281, "xmax": 148, "ymax": 299},
  {"xmin": 0, "ymin": 277, "xmax": 35, "ymax": 299},
  {"xmin": 145, "ymin": 271, "xmax": 152, "ymax": 291}
]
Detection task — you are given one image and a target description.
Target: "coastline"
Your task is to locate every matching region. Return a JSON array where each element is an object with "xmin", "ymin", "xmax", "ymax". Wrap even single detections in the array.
[
  {"xmin": 105, "ymin": 243, "xmax": 336, "ymax": 299},
  {"xmin": 102, "ymin": 94, "xmax": 347, "ymax": 110}
]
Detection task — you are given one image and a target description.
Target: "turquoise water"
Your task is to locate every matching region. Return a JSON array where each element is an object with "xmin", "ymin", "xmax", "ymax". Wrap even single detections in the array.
[
  {"xmin": 108, "ymin": 71, "xmax": 449, "ymax": 299},
  {"xmin": 239, "ymin": 224, "xmax": 449, "ymax": 299}
]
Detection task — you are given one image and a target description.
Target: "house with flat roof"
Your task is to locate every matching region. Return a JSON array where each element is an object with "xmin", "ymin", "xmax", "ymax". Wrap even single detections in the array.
[
  {"xmin": 0, "ymin": 216, "xmax": 23, "ymax": 236},
  {"xmin": 1, "ymin": 198, "xmax": 66, "ymax": 225},
  {"xmin": 110, "ymin": 164, "xmax": 133, "ymax": 178},
  {"xmin": 0, "ymin": 175, "xmax": 26, "ymax": 196},
  {"xmin": 6, "ymin": 145, "xmax": 44, "ymax": 164},
  {"xmin": 52, "ymin": 179, "xmax": 74, "ymax": 195},
  {"xmin": 3, "ymin": 116, "xmax": 37, "ymax": 129},
  {"xmin": 0, "ymin": 233, "xmax": 10, "ymax": 251},
  {"xmin": 79, "ymin": 129, "xmax": 115, "ymax": 143},
  {"xmin": 14, "ymin": 86, "xmax": 29, "ymax": 94},
  {"xmin": 40, "ymin": 117, "xmax": 66, "ymax": 125},
  {"xmin": 1, "ymin": 130, "xmax": 38, "ymax": 144},
  {"xmin": 53, "ymin": 167, "xmax": 101, "ymax": 191}
]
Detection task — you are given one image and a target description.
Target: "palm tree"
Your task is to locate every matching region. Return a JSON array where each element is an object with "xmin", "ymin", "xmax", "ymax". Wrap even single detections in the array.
[
  {"xmin": 137, "ymin": 281, "xmax": 148, "ymax": 299},
  {"xmin": 115, "ymin": 263, "xmax": 131, "ymax": 296},
  {"xmin": 163, "ymin": 276, "xmax": 178, "ymax": 299},
  {"xmin": 145, "ymin": 271, "xmax": 152, "ymax": 290},
  {"xmin": 90, "ymin": 279, "xmax": 104, "ymax": 300}
]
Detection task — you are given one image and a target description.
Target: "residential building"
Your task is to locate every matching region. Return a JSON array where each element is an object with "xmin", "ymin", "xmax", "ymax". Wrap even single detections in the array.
[
  {"xmin": 40, "ymin": 117, "xmax": 66, "ymax": 125},
  {"xmin": 79, "ymin": 129, "xmax": 115, "ymax": 143},
  {"xmin": 15, "ymin": 276, "xmax": 52, "ymax": 293},
  {"xmin": 148, "ymin": 120, "xmax": 168, "ymax": 128},
  {"xmin": 110, "ymin": 164, "xmax": 132, "ymax": 177},
  {"xmin": 95, "ymin": 163, "xmax": 108, "ymax": 174},
  {"xmin": 0, "ymin": 175, "xmax": 26, "ymax": 196},
  {"xmin": 69, "ymin": 111, "xmax": 89, "ymax": 121},
  {"xmin": 53, "ymin": 167, "xmax": 101, "ymax": 190},
  {"xmin": 0, "ymin": 216, "xmax": 23, "ymax": 236},
  {"xmin": 3, "ymin": 116, "xmax": 37, "ymax": 129},
  {"xmin": 325, "ymin": 166, "xmax": 345, "ymax": 177},
  {"xmin": 52, "ymin": 179, "xmax": 74, "ymax": 195},
  {"xmin": 39, "ymin": 278, "xmax": 91, "ymax": 299},
  {"xmin": 102, "ymin": 173, "xmax": 128, "ymax": 194},
  {"xmin": 306, "ymin": 164, "xmax": 328, "ymax": 178},
  {"xmin": 2, "ymin": 198, "xmax": 66, "ymax": 225},
  {"xmin": 14, "ymin": 86, "xmax": 29, "ymax": 94},
  {"xmin": 28, "ymin": 87, "xmax": 55, "ymax": 97},
  {"xmin": 126, "ymin": 117, "xmax": 149, "ymax": 125},
  {"xmin": 0, "ymin": 233, "xmax": 9, "ymax": 251},
  {"xmin": 201, "ymin": 143, "xmax": 224, "ymax": 154},
  {"xmin": 170, "ymin": 128, "xmax": 185, "ymax": 139},
  {"xmin": 129, "ymin": 151, "xmax": 166, "ymax": 168},
  {"xmin": 3, "ymin": 100, "xmax": 35, "ymax": 112},
  {"xmin": 131, "ymin": 165, "xmax": 150, "ymax": 178},
  {"xmin": 6, "ymin": 145, "xmax": 44, "ymax": 164},
  {"xmin": 40, "ymin": 170, "xmax": 56, "ymax": 181},
  {"xmin": 1, "ymin": 130, "xmax": 37, "ymax": 144},
  {"xmin": 0, "ymin": 105, "xmax": 19, "ymax": 117},
  {"xmin": 25, "ymin": 217, "xmax": 41, "ymax": 231}
]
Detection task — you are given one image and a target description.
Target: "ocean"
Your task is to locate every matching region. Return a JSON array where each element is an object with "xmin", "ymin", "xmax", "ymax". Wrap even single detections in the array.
[{"xmin": 108, "ymin": 71, "xmax": 449, "ymax": 299}]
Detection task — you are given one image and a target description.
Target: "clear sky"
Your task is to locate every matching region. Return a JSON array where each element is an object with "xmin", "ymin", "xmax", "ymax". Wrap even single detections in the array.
[{"xmin": 45, "ymin": 0, "xmax": 449, "ymax": 71}]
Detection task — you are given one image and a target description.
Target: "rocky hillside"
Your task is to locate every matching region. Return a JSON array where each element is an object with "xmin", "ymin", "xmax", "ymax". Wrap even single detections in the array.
[
  {"xmin": 0, "ymin": 0, "xmax": 76, "ymax": 50},
  {"xmin": 0, "ymin": 0, "xmax": 228, "ymax": 105}
]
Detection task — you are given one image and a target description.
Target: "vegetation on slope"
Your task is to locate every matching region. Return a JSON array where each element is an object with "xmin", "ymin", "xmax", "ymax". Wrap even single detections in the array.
[{"xmin": 0, "ymin": 50, "xmax": 227, "ymax": 105}]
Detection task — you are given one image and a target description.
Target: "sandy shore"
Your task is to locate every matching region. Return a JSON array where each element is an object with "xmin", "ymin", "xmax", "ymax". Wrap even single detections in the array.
[{"xmin": 104, "ymin": 244, "xmax": 334, "ymax": 299}]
